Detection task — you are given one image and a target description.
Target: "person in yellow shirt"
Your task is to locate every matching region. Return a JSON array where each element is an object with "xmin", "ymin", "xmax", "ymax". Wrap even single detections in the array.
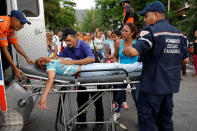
[{"xmin": 0, "ymin": 10, "xmax": 34, "ymax": 80}]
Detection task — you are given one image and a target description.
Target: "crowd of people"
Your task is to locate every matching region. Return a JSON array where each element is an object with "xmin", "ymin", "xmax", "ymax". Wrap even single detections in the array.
[
  {"xmin": 1, "ymin": 0, "xmax": 196, "ymax": 131},
  {"xmin": 46, "ymin": 28, "xmax": 113, "ymax": 60},
  {"xmin": 44, "ymin": 25, "xmax": 136, "ymax": 130},
  {"xmin": 40, "ymin": 1, "xmax": 194, "ymax": 131}
]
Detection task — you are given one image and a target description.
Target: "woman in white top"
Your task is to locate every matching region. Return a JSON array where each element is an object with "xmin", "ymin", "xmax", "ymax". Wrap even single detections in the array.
[
  {"xmin": 85, "ymin": 32, "xmax": 96, "ymax": 50},
  {"xmin": 94, "ymin": 31, "xmax": 104, "ymax": 57}
]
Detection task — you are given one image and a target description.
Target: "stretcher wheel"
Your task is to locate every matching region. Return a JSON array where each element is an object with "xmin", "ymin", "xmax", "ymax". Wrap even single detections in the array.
[{"xmin": 18, "ymin": 99, "xmax": 27, "ymax": 107}]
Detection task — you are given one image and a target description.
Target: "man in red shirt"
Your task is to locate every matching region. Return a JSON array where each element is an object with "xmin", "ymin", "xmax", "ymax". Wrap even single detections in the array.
[{"xmin": 0, "ymin": 10, "xmax": 34, "ymax": 80}]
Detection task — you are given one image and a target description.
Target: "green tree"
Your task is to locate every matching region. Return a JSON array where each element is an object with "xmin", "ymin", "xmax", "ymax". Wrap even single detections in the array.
[
  {"xmin": 95, "ymin": 0, "xmax": 122, "ymax": 30},
  {"xmin": 131, "ymin": 0, "xmax": 183, "ymax": 28},
  {"xmin": 181, "ymin": 0, "xmax": 197, "ymax": 40},
  {"xmin": 84, "ymin": 0, "xmax": 196, "ymax": 38},
  {"xmin": 44, "ymin": 0, "xmax": 76, "ymax": 32},
  {"xmin": 81, "ymin": 9, "xmax": 102, "ymax": 32},
  {"xmin": 95, "ymin": 0, "xmax": 183, "ymax": 30}
]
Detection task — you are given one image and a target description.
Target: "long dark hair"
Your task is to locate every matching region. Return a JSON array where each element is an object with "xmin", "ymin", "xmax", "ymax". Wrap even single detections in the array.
[
  {"xmin": 124, "ymin": 23, "xmax": 139, "ymax": 39},
  {"xmin": 112, "ymin": 29, "xmax": 121, "ymax": 37},
  {"xmin": 35, "ymin": 59, "xmax": 46, "ymax": 70}
]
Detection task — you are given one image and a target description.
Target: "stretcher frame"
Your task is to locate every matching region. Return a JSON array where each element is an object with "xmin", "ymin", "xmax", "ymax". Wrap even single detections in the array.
[{"xmin": 18, "ymin": 68, "xmax": 141, "ymax": 131}]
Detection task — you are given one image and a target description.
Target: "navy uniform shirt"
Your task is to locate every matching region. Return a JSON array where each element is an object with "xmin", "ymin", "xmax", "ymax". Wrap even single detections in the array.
[{"xmin": 133, "ymin": 19, "xmax": 188, "ymax": 94}]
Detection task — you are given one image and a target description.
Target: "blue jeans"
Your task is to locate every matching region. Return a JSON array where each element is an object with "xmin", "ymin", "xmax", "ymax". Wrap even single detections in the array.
[
  {"xmin": 115, "ymin": 84, "xmax": 127, "ymax": 113},
  {"xmin": 115, "ymin": 83, "xmax": 140, "ymax": 113},
  {"xmin": 98, "ymin": 49, "xmax": 104, "ymax": 58}
]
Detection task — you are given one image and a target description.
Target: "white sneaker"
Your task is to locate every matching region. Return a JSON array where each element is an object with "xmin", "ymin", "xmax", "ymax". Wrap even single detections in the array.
[{"xmin": 113, "ymin": 113, "xmax": 120, "ymax": 121}]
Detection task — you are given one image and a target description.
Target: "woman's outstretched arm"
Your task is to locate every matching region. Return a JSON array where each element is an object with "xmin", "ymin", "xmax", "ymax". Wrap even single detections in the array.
[{"xmin": 39, "ymin": 70, "xmax": 56, "ymax": 110}]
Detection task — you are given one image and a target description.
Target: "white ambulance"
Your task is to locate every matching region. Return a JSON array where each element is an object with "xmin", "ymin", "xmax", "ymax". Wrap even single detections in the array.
[{"xmin": 0, "ymin": 0, "xmax": 47, "ymax": 130}]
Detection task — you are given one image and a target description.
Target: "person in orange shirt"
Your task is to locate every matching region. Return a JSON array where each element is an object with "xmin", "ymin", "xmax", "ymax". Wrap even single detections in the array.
[
  {"xmin": 120, "ymin": 0, "xmax": 138, "ymax": 26},
  {"xmin": 82, "ymin": 33, "xmax": 87, "ymax": 41},
  {"xmin": 0, "ymin": 10, "xmax": 34, "ymax": 80}
]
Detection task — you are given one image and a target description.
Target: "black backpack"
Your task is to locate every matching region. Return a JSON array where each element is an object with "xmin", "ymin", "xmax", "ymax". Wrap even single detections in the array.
[
  {"xmin": 91, "ymin": 49, "xmax": 103, "ymax": 63},
  {"xmin": 91, "ymin": 41, "xmax": 103, "ymax": 63}
]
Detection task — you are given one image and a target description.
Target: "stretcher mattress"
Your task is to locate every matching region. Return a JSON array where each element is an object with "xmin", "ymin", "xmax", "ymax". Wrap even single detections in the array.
[{"xmin": 20, "ymin": 65, "xmax": 141, "ymax": 84}]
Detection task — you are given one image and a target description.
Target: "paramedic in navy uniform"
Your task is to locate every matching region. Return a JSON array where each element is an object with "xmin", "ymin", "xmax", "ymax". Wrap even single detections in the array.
[{"xmin": 122, "ymin": 1, "xmax": 189, "ymax": 131}]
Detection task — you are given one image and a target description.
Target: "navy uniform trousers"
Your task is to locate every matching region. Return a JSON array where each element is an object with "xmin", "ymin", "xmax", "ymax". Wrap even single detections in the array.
[{"xmin": 137, "ymin": 91, "xmax": 174, "ymax": 131}]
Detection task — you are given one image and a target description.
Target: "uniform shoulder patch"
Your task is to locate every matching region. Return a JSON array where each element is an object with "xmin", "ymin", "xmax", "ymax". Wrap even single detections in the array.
[
  {"xmin": 0, "ymin": 19, "xmax": 4, "ymax": 22},
  {"xmin": 140, "ymin": 31, "xmax": 149, "ymax": 37}
]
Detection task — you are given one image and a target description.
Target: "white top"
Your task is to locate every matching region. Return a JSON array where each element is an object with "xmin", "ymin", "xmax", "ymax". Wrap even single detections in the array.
[
  {"xmin": 94, "ymin": 37, "xmax": 104, "ymax": 49},
  {"xmin": 101, "ymin": 34, "xmax": 106, "ymax": 42},
  {"xmin": 52, "ymin": 35, "xmax": 60, "ymax": 55},
  {"xmin": 53, "ymin": 35, "xmax": 67, "ymax": 55}
]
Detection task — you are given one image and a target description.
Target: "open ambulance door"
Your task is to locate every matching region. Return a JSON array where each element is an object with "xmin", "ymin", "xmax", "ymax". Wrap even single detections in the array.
[{"xmin": 0, "ymin": 0, "xmax": 47, "ymax": 129}]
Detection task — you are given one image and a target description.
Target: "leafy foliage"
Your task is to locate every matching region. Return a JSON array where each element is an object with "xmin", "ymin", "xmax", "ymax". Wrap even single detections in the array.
[
  {"xmin": 95, "ymin": 0, "xmax": 122, "ymax": 30},
  {"xmin": 180, "ymin": 0, "xmax": 197, "ymax": 40},
  {"xmin": 81, "ymin": 9, "xmax": 101, "ymax": 32},
  {"xmin": 79, "ymin": 0, "xmax": 196, "ymax": 40},
  {"xmin": 90, "ymin": 0, "xmax": 183, "ymax": 31},
  {"xmin": 44, "ymin": 0, "xmax": 76, "ymax": 32}
]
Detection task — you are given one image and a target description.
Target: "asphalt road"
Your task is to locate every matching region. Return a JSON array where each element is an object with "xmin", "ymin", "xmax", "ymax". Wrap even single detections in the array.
[{"xmin": 12, "ymin": 63, "xmax": 197, "ymax": 131}]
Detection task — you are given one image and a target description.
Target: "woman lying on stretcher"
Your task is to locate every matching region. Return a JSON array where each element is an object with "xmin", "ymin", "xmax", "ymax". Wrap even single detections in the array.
[{"xmin": 35, "ymin": 56, "xmax": 142, "ymax": 110}]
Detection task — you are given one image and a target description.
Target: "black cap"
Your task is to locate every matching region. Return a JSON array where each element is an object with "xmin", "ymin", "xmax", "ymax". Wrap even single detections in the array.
[
  {"xmin": 120, "ymin": 0, "xmax": 131, "ymax": 6},
  {"xmin": 11, "ymin": 10, "xmax": 31, "ymax": 24},
  {"xmin": 60, "ymin": 28, "xmax": 76, "ymax": 41},
  {"xmin": 138, "ymin": 1, "xmax": 166, "ymax": 16}
]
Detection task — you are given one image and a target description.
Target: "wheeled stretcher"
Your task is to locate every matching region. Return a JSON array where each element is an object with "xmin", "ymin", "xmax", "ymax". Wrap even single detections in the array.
[{"xmin": 18, "ymin": 64, "xmax": 141, "ymax": 131}]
